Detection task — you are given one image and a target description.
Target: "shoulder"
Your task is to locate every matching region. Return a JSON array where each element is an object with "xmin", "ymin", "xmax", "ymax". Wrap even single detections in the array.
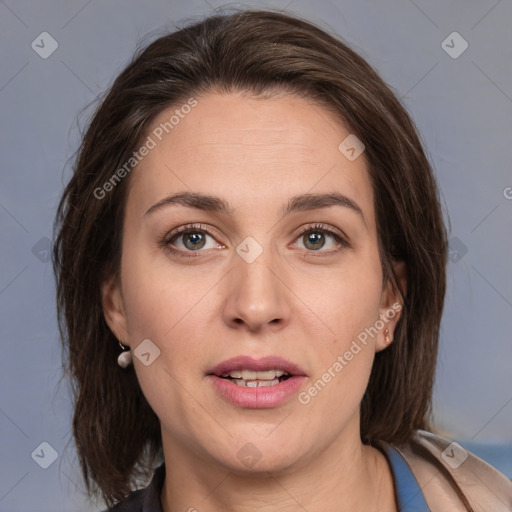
[{"xmin": 394, "ymin": 429, "xmax": 512, "ymax": 512}]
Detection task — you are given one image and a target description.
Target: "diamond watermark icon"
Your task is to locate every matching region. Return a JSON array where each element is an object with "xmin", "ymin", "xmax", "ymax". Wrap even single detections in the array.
[
  {"xmin": 31, "ymin": 32, "xmax": 59, "ymax": 59},
  {"xmin": 236, "ymin": 236, "xmax": 263, "ymax": 264},
  {"xmin": 134, "ymin": 338, "xmax": 161, "ymax": 366},
  {"xmin": 338, "ymin": 134, "xmax": 365, "ymax": 161},
  {"xmin": 31, "ymin": 441, "xmax": 58, "ymax": 469},
  {"xmin": 448, "ymin": 236, "xmax": 468, "ymax": 263},
  {"xmin": 237, "ymin": 442, "xmax": 263, "ymax": 468},
  {"xmin": 441, "ymin": 32, "xmax": 468, "ymax": 59},
  {"xmin": 31, "ymin": 236, "xmax": 52, "ymax": 262},
  {"xmin": 441, "ymin": 442, "xmax": 468, "ymax": 469}
]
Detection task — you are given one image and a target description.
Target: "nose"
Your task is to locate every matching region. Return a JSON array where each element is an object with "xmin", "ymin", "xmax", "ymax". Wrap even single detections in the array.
[{"xmin": 221, "ymin": 245, "xmax": 291, "ymax": 334}]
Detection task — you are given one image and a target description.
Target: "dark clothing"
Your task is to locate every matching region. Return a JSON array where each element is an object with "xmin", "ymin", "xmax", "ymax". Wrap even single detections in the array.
[{"xmin": 107, "ymin": 463, "xmax": 165, "ymax": 511}]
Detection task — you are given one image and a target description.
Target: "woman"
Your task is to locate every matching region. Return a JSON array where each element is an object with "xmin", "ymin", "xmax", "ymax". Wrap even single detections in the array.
[{"xmin": 52, "ymin": 8, "xmax": 512, "ymax": 512}]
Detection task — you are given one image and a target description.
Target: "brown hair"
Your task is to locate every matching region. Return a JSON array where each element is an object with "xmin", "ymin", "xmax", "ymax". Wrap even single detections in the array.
[{"xmin": 53, "ymin": 7, "xmax": 470, "ymax": 509}]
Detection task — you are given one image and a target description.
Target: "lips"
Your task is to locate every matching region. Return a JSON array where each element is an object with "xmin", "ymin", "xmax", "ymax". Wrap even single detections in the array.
[
  {"xmin": 208, "ymin": 355, "xmax": 307, "ymax": 377},
  {"xmin": 207, "ymin": 355, "xmax": 307, "ymax": 408}
]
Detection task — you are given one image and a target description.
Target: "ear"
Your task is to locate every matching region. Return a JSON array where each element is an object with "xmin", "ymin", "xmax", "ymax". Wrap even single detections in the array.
[
  {"xmin": 376, "ymin": 260, "xmax": 406, "ymax": 352},
  {"xmin": 101, "ymin": 274, "xmax": 130, "ymax": 347}
]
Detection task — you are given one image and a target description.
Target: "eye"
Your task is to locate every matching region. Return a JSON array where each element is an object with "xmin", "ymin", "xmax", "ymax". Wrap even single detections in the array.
[
  {"xmin": 162, "ymin": 222, "xmax": 349, "ymax": 258},
  {"xmin": 294, "ymin": 223, "xmax": 349, "ymax": 253},
  {"xmin": 164, "ymin": 224, "xmax": 223, "ymax": 256}
]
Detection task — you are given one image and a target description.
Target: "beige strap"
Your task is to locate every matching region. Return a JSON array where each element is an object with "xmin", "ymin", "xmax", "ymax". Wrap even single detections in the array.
[{"xmin": 395, "ymin": 430, "xmax": 512, "ymax": 512}]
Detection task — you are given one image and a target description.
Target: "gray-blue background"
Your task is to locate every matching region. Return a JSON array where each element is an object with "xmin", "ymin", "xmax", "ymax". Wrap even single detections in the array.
[{"xmin": 1, "ymin": 0, "xmax": 511, "ymax": 510}]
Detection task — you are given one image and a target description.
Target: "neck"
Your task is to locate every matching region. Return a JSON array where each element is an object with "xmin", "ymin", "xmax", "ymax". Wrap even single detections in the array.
[{"xmin": 160, "ymin": 426, "xmax": 397, "ymax": 512}]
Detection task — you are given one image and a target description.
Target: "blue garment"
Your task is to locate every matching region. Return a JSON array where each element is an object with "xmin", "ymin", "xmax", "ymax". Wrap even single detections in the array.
[
  {"xmin": 106, "ymin": 446, "xmax": 429, "ymax": 511},
  {"xmin": 380, "ymin": 444, "xmax": 430, "ymax": 511}
]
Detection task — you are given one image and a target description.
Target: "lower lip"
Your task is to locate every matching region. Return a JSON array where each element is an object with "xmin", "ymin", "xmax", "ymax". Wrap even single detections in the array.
[{"xmin": 207, "ymin": 375, "xmax": 307, "ymax": 408}]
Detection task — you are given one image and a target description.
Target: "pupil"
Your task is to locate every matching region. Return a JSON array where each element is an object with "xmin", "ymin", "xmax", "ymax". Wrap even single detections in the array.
[
  {"xmin": 184, "ymin": 232, "xmax": 205, "ymax": 250},
  {"xmin": 305, "ymin": 232, "xmax": 324, "ymax": 250}
]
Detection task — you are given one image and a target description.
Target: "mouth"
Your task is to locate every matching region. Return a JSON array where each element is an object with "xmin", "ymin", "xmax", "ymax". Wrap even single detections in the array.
[
  {"xmin": 208, "ymin": 355, "xmax": 306, "ymax": 381},
  {"xmin": 207, "ymin": 356, "xmax": 307, "ymax": 408},
  {"xmin": 216, "ymin": 369, "xmax": 293, "ymax": 388}
]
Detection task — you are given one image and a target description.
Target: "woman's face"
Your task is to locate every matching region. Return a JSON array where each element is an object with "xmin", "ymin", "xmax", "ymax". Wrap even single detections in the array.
[{"xmin": 102, "ymin": 91, "xmax": 404, "ymax": 473}]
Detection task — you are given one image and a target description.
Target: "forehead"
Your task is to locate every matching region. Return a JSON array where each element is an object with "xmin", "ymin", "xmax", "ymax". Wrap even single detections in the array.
[{"xmin": 126, "ymin": 92, "xmax": 375, "ymax": 229}]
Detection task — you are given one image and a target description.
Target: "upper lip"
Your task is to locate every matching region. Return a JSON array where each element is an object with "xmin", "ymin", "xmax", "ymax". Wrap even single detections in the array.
[{"xmin": 209, "ymin": 356, "xmax": 306, "ymax": 377}]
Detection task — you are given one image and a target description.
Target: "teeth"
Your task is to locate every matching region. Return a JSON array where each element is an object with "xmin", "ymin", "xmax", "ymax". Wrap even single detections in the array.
[
  {"xmin": 234, "ymin": 369, "xmax": 289, "ymax": 380},
  {"xmin": 233, "ymin": 378, "xmax": 280, "ymax": 387}
]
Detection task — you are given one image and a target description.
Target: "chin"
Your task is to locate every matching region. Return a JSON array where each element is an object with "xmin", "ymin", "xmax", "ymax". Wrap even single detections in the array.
[
  {"xmin": 206, "ymin": 430, "xmax": 312, "ymax": 475},
  {"xmin": 225, "ymin": 450, "xmax": 304, "ymax": 476}
]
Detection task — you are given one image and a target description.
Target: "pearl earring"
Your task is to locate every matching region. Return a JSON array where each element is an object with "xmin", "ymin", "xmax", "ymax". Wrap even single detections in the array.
[
  {"xmin": 117, "ymin": 340, "xmax": 133, "ymax": 368},
  {"xmin": 384, "ymin": 329, "xmax": 392, "ymax": 345}
]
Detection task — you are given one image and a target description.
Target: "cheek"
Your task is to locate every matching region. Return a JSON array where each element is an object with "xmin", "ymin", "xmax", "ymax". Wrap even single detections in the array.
[
  {"xmin": 120, "ymin": 241, "xmax": 215, "ymax": 342},
  {"xmin": 292, "ymin": 252, "xmax": 382, "ymax": 409},
  {"xmin": 119, "ymin": 251, "xmax": 215, "ymax": 437},
  {"xmin": 297, "ymin": 298, "xmax": 379, "ymax": 432},
  {"xmin": 291, "ymin": 250, "xmax": 383, "ymax": 344},
  {"xmin": 119, "ymin": 245, "xmax": 220, "ymax": 416}
]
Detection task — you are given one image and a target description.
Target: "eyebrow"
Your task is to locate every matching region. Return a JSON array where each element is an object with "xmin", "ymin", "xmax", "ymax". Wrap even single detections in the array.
[{"xmin": 144, "ymin": 191, "xmax": 367, "ymax": 228}]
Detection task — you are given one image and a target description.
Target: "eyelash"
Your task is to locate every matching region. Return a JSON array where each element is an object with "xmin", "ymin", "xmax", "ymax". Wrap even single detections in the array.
[{"xmin": 162, "ymin": 223, "xmax": 350, "ymax": 258}]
